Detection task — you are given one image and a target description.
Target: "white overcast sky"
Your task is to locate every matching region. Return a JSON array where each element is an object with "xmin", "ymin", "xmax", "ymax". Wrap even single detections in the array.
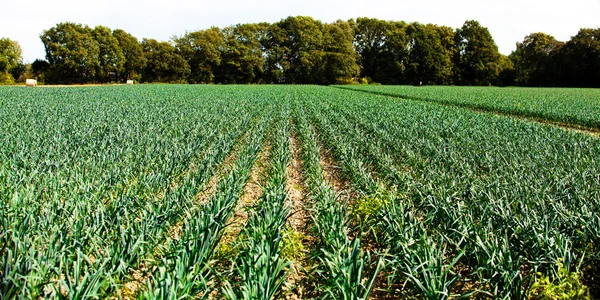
[{"xmin": 2, "ymin": 0, "xmax": 599, "ymax": 62}]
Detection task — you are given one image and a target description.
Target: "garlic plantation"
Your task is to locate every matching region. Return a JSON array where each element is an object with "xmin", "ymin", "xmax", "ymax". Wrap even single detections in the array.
[{"xmin": 1, "ymin": 85, "xmax": 599, "ymax": 299}]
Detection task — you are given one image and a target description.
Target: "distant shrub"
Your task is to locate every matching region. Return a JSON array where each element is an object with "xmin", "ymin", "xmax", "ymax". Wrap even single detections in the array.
[
  {"xmin": 336, "ymin": 77, "xmax": 360, "ymax": 85},
  {"xmin": 0, "ymin": 71, "xmax": 14, "ymax": 85}
]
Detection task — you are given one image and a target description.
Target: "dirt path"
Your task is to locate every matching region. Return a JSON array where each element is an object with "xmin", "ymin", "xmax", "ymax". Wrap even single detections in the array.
[
  {"xmin": 202, "ymin": 141, "xmax": 272, "ymax": 298},
  {"xmin": 316, "ymin": 138, "xmax": 350, "ymax": 196},
  {"xmin": 283, "ymin": 124, "xmax": 313, "ymax": 299},
  {"xmin": 221, "ymin": 142, "xmax": 272, "ymax": 247}
]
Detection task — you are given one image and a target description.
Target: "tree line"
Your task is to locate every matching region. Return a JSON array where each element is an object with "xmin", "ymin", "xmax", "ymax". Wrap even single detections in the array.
[{"xmin": 1, "ymin": 16, "xmax": 599, "ymax": 87}]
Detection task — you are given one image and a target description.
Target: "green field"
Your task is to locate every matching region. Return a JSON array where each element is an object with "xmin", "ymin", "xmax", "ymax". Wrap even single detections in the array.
[
  {"xmin": 341, "ymin": 85, "xmax": 600, "ymax": 129},
  {"xmin": 1, "ymin": 85, "xmax": 599, "ymax": 299}
]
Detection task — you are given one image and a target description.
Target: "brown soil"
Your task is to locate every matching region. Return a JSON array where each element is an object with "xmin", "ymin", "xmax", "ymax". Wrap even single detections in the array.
[
  {"xmin": 222, "ymin": 142, "xmax": 271, "ymax": 246},
  {"xmin": 449, "ymin": 263, "xmax": 484, "ymax": 298},
  {"xmin": 286, "ymin": 127, "xmax": 309, "ymax": 234},
  {"xmin": 283, "ymin": 124, "xmax": 314, "ymax": 300},
  {"xmin": 206, "ymin": 141, "xmax": 272, "ymax": 298},
  {"xmin": 112, "ymin": 266, "xmax": 152, "ymax": 300},
  {"xmin": 317, "ymin": 141, "xmax": 350, "ymax": 195},
  {"xmin": 369, "ymin": 277, "xmax": 405, "ymax": 300}
]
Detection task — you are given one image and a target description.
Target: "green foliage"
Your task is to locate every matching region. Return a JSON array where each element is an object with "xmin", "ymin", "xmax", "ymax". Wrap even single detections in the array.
[
  {"xmin": 174, "ymin": 27, "xmax": 225, "ymax": 84},
  {"xmin": 295, "ymin": 85, "xmax": 600, "ymax": 298},
  {"xmin": 223, "ymin": 107, "xmax": 292, "ymax": 300},
  {"xmin": 455, "ymin": 20, "xmax": 501, "ymax": 85},
  {"xmin": 113, "ymin": 29, "xmax": 146, "ymax": 82},
  {"xmin": 272, "ymin": 16, "xmax": 326, "ymax": 84},
  {"xmin": 280, "ymin": 227, "xmax": 305, "ymax": 261},
  {"xmin": 216, "ymin": 23, "xmax": 268, "ymax": 84},
  {"xmin": 342, "ymin": 85, "xmax": 600, "ymax": 129},
  {"xmin": 405, "ymin": 23, "xmax": 455, "ymax": 85},
  {"xmin": 353, "ymin": 18, "xmax": 408, "ymax": 85},
  {"xmin": 496, "ymin": 54, "xmax": 516, "ymax": 86},
  {"xmin": 350, "ymin": 188, "xmax": 392, "ymax": 232},
  {"xmin": 92, "ymin": 26, "xmax": 125, "ymax": 83},
  {"xmin": 1, "ymin": 85, "xmax": 599, "ymax": 299},
  {"xmin": 40, "ymin": 22, "xmax": 100, "ymax": 83},
  {"xmin": 0, "ymin": 71, "xmax": 14, "ymax": 84},
  {"xmin": 529, "ymin": 260, "xmax": 590, "ymax": 300},
  {"xmin": 335, "ymin": 77, "xmax": 359, "ymax": 85},
  {"xmin": 0, "ymin": 38, "xmax": 22, "ymax": 84},
  {"xmin": 0, "ymin": 38, "xmax": 22, "ymax": 73},
  {"xmin": 552, "ymin": 28, "xmax": 600, "ymax": 87},
  {"xmin": 510, "ymin": 28, "xmax": 600, "ymax": 88},
  {"xmin": 511, "ymin": 32, "xmax": 561, "ymax": 86},
  {"xmin": 26, "ymin": 18, "xmax": 600, "ymax": 86},
  {"xmin": 141, "ymin": 38, "xmax": 190, "ymax": 83},
  {"xmin": 321, "ymin": 20, "xmax": 360, "ymax": 84}
]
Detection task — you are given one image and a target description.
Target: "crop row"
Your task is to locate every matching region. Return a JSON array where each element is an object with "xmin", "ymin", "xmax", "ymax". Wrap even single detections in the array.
[
  {"xmin": 1, "ymin": 85, "xmax": 599, "ymax": 299},
  {"xmin": 297, "ymin": 86, "xmax": 600, "ymax": 298},
  {"xmin": 340, "ymin": 85, "xmax": 600, "ymax": 130},
  {"xmin": 0, "ymin": 86, "xmax": 282, "ymax": 298}
]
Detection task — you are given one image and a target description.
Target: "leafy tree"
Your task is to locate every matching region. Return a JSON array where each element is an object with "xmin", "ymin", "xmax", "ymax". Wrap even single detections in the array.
[
  {"xmin": 216, "ymin": 23, "xmax": 268, "ymax": 84},
  {"xmin": 511, "ymin": 32, "xmax": 561, "ymax": 86},
  {"xmin": 15, "ymin": 63, "xmax": 35, "ymax": 83},
  {"xmin": 321, "ymin": 20, "xmax": 360, "ymax": 84},
  {"xmin": 92, "ymin": 26, "xmax": 125, "ymax": 83},
  {"xmin": 496, "ymin": 54, "xmax": 516, "ymax": 86},
  {"xmin": 10, "ymin": 62, "xmax": 27, "ymax": 83},
  {"xmin": 31, "ymin": 59, "xmax": 49, "ymax": 82},
  {"xmin": 141, "ymin": 38, "xmax": 189, "ymax": 83},
  {"xmin": 262, "ymin": 23, "xmax": 287, "ymax": 83},
  {"xmin": 0, "ymin": 38, "xmax": 23, "ymax": 84},
  {"xmin": 553, "ymin": 28, "xmax": 600, "ymax": 87},
  {"xmin": 455, "ymin": 20, "xmax": 501, "ymax": 85},
  {"xmin": 35, "ymin": 17, "xmax": 598, "ymax": 87},
  {"xmin": 433, "ymin": 25, "xmax": 457, "ymax": 84},
  {"xmin": 273, "ymin": 16, "xmax": 325, "ymax": 84},
  {"xmin": 113, "ymin": 29, "xmax": 147, "ymax": 82},
  {"xmin": 40, "ymin": 22, "xmax": 100, "ymax": 83},
  {"xmin": 175, "ymin": 27, "xmax": 224, "ymax": 83},
  {"xmin": 405, "ymin": 23, "xmax": 454, "ymax": 85},
  {"xmin": 353, "ymin": 18, "xmax": 408, "ymax": 84}
]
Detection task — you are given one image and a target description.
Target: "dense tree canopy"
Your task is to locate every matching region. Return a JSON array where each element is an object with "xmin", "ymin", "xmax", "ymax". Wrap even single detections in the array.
[
  {"xmin": 511, "ymin": 32, "xmax": 561, "ymax": 86},
  {"xmin": 174, "ymin": 27, "xmax": 224, "ymax": 83},
  {"xmin": 27, "ymin": 17, "xmax": 600, "ymax": 86},
  {"xmin": 455, "ymin": 20, "xmax": 501, "ymax": 85},
  {"xmin": 113, "ymin": 29, "xmax": 147, "ymax": 81},
  {"xmin": 353, "ymin": 18, "xmax": 408, "ymax": 84},
  {"xmin": 40, "ymin": 23, "xmax": 100, "ymax": 83},
  {"xmin": 92, "ymin": 25, "xmax": 125, "ymax": 83},
  {"xmin": 405, "ymin": 23, "xmax": 455, "ymax": 85},
  {"xmin": 509, "ymin": 29, "xmax": 600, "ymax": 87},
  {"xmin": 216, "ymin": 23, "xmax": 268, "ymax": 84},
  {"xmin": 321, "ymin": 20, "xmax": 360, "ymax": 84},
  {"xmin": 553, "ymin": 28, "xmax": 600, "ymax": 87},
  {"xmin": 0, "ymin": 38, "xmax": 23, "ymax": 84},
  {"xmin": 141, "ymin": 39, "xmax": 189, "ymax": 83}
]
